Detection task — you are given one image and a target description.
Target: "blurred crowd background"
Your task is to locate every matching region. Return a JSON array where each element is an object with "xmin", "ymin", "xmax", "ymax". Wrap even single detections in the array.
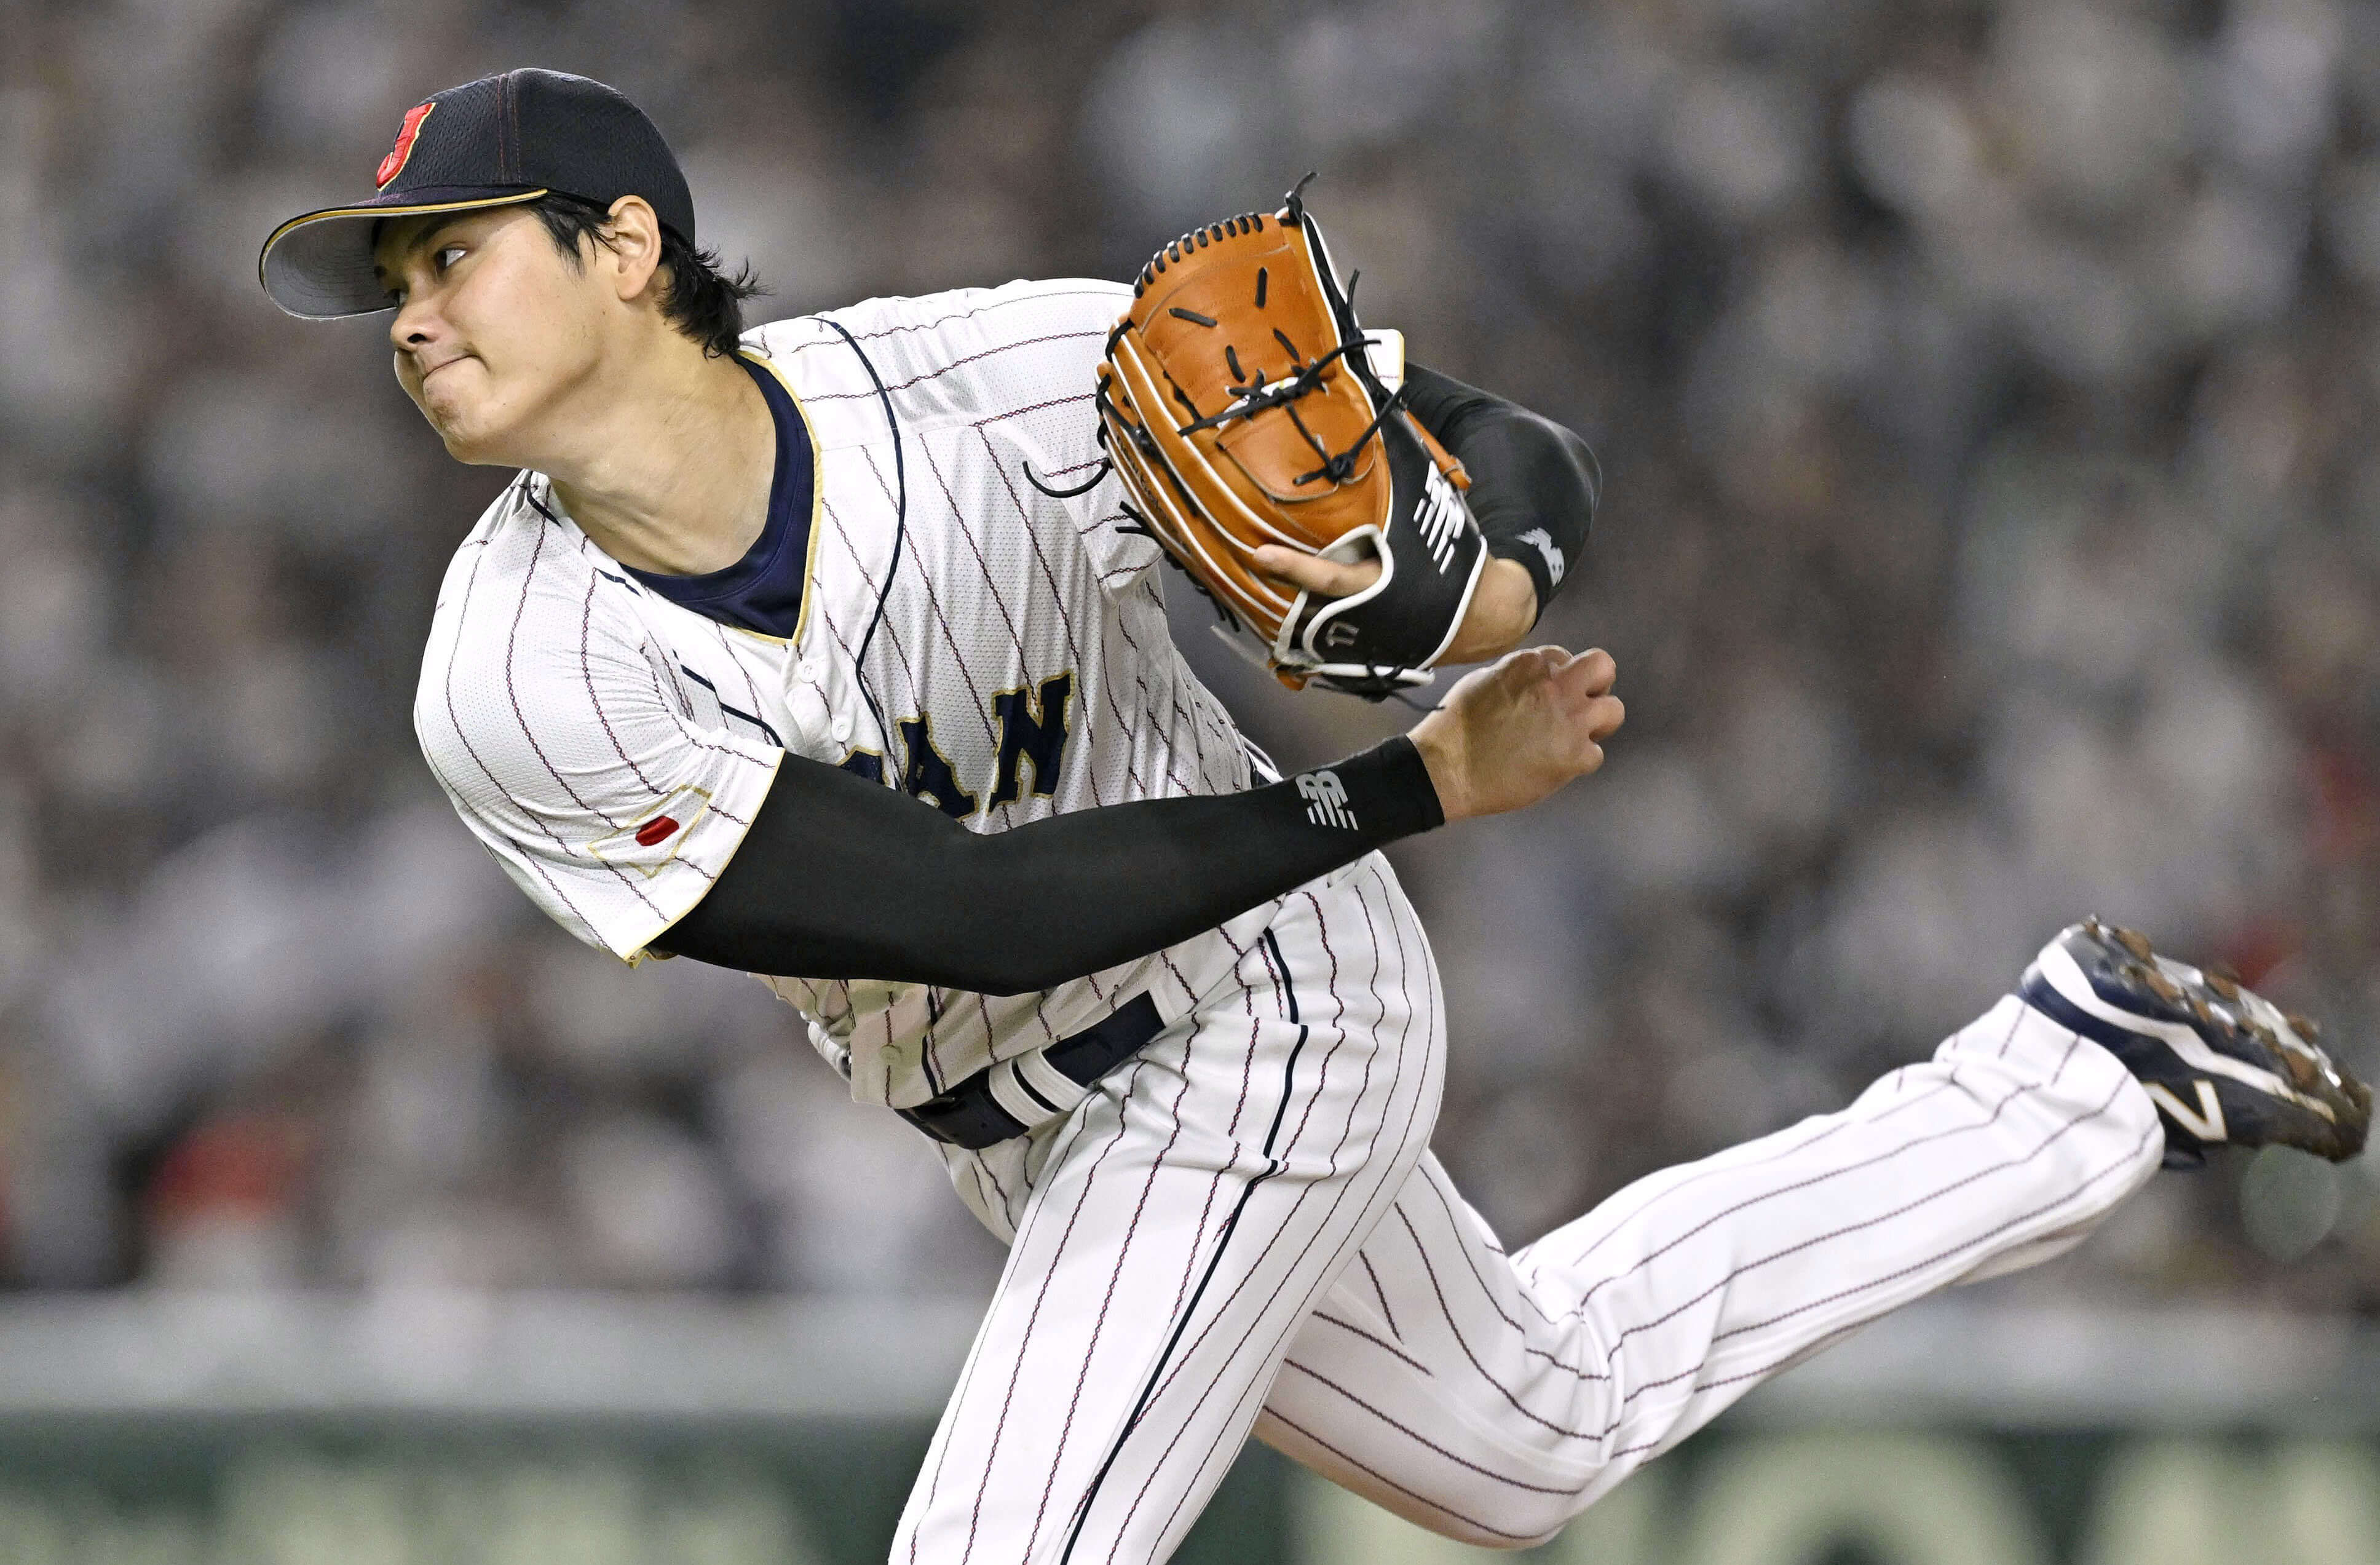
[{"xmin": 0, "ymin": 0, "xmax": 2376, "ymax": 1319}]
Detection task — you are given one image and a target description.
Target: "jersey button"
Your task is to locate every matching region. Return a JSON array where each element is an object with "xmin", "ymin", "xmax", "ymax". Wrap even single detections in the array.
[
  {"xmin": 797, "ymin": 657, "xmax": 823, "ymax": 683},
  {"xmin": 831, "ymin": 713, "xmax": 853, "ymax": 744},
  {"xmin": 878, "ymin": 1042, "xmax": 901, "ymax": 1070}
]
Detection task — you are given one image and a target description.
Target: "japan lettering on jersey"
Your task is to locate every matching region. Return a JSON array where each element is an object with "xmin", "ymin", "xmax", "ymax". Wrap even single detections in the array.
[{"xmin": 414, "ymin": 279, "xmax": 1273, "ymax": 1111}]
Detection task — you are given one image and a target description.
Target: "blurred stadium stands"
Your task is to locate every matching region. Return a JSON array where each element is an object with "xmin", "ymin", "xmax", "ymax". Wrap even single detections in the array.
[
  {"xmin": 0, "ymin": 0, "xmax": 2378, "ymax": 1556},
  {"xmin": 0, "ymin": 1293, "xmax": 2373, "ymax": 1561}
]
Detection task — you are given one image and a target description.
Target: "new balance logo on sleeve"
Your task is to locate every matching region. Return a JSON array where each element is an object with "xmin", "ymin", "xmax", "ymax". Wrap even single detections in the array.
[
  {"xmin": 1517, "ymin": 526, "xmax": 1566, "ymax": 587},
  {"xmin": 1296, "ymin": 769, "xmax": 1356, "ymax": 829}
]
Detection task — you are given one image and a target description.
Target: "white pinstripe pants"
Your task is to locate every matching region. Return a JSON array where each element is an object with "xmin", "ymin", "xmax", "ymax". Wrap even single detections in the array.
[{"xmin": 895, "ymin": 858, "xmax": 2164, "ymax": 1563}]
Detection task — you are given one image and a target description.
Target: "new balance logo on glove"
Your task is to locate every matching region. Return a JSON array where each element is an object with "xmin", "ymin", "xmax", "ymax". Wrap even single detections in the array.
[
  {"xmin": 1416, "ymin": 466, "xmax": 1466, "ymax": 573},
  {"xmin": 1297, "ymin": 770, "xmax": 1357, "ymax": 829}
]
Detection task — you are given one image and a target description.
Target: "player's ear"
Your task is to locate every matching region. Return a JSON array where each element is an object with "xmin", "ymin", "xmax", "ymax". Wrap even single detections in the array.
[{"xmin": 601, "ymin": 195, "xmax": 666, "ymax": 305}]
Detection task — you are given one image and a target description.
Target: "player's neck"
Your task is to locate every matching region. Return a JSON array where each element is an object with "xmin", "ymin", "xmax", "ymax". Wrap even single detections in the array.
[{"xmin": 540, "ymin": 334, "xmax": 774, "ymax": 576}]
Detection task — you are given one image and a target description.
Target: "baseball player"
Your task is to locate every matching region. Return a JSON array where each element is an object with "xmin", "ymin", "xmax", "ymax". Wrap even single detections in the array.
[{"xmin": 261, "ymin": 70, "xmax": 2367, "ymax": 1563}]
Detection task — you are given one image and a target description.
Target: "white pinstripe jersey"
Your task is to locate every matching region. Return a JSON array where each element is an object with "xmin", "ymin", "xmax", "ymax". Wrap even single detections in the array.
[{"xmin": 415, "ymin": 279, "xmax": 1281, "ymax": 1108}]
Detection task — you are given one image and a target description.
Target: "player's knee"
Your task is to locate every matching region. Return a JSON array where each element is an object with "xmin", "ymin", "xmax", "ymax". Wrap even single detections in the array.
[
  {"xmin": 1448, "ymin": 1513, "xmax": 1572, "ymax": 1553},
  {"xmin": 1479, "ymin": 1528, "xmax": 1564, "ymax": 1553},
  {"xmin": 1318, "ymin": 1477, "xmax": 1583, "ymax": 1551},
  {"xmin": 1410, "ymin": 1492, "xmax": 1583, "ymax": 1552}
]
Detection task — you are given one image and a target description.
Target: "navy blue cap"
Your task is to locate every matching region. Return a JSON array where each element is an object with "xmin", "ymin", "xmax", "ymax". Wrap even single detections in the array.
[{"xmin": 259, "ymin": 68, "xmax": 696, "ymax": 320}]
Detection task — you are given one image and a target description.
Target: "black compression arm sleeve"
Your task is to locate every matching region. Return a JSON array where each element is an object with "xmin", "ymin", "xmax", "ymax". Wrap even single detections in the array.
[
  {"xmin": 653, "ymin": 739, "xmax": 1444, "ymax": 993},
  {"xmin": 1403, "ymin": 364, "xmax": 1600, "ymax": 624}
]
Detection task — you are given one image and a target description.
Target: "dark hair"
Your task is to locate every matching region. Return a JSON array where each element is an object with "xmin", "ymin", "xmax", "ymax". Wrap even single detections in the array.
[{"xmin": 530, "ymin": 192, "xmax": 767, "ymax": 359}]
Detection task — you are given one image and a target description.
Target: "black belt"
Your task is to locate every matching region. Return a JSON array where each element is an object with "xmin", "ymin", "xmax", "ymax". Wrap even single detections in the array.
[{"xmin": 897, "ymin": 993, "xmax": 1166, "ymax": 1150}]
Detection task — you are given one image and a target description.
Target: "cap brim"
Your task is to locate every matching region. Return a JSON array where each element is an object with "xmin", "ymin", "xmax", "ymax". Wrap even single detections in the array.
[{"xmin": 258, "ymin": 186, "xmax": 548, "ymax": 320}]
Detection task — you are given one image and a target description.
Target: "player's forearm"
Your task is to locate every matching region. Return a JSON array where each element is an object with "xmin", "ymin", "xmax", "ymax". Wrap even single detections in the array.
[
  {"xmin": 654, "ymin": 739, "xmax": 1444, "ymax": 993},
  {"xmin": 1404, "ymin": 364, "xmax": 1598, "ymax": 626},
  {"xmin": 1441, "ymin": 559, "xmax": 1540, "ymax": 664}
]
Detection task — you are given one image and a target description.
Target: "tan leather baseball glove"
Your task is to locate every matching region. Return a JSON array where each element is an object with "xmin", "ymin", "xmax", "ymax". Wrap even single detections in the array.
[{"xmin": 1094, "ymin": 183, "xmax": 1488, "ymax": 697}]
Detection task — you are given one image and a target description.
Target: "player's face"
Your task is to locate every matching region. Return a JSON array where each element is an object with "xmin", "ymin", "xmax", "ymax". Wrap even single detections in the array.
[{"xmin": 374, "ymin": 207, "xmax": 610, "ymax": 464}]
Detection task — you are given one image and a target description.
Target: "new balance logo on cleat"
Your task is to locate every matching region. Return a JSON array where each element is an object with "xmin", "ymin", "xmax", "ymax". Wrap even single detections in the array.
[
  {"xmin": 1295, "ymin": 769, "xmax": 1356, "ymax": 829},
  {"xmin": 2140, "ymin": 1080, "xmax": 2226, "ymax": 1144},
  {"xmin": 1517, "ymin": 526, "xmax": 1566, "ymax": 587},
  {"xmin": 2018, "ymin": 918, "xmax": 2370, "ymax": 1168}
]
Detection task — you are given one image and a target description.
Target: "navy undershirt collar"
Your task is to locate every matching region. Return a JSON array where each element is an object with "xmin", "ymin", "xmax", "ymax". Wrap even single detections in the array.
[{"xmin": 624, "ymin": 355, "xmax": 814, "ymax": 640}]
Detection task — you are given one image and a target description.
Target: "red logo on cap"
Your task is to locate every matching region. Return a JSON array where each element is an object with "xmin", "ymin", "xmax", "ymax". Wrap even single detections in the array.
[{"xmin": 376, "ymin": 101, "xmax": 435, "ymax": 189}]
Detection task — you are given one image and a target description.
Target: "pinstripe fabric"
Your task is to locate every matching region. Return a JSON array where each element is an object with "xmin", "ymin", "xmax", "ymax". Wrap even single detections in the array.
[
  {"xmin": 414, "ymin": 280, "xmax": 1275, "ymax": 1148},
  {"xmin": 414, "ymin": 485, "xmax": 785, "ymax": 957},
  {"xmin": 907, "ymin": 894, "xmax": 2157, "ymax": 1563},
  {"xmin": 1251, "ymin": 994, "xmax": 2162, "ymax": 1551},
  {"xmin": 738, "ymin": 285, "xmax": 1270, "ymax": 1125},
  {"xmin": 896, "ymin": 857, "xmax": 1446, "ymax": 1565},
  {"xmin": 412, "ymin": 272, "xmax": 2169, "ymax": 1565}
]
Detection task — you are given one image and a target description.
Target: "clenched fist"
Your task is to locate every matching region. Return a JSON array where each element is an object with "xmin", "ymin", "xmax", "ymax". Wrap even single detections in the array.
[{"xmin": 1407, "ymin": 647, "xmax": 1624, "ymax": 822}]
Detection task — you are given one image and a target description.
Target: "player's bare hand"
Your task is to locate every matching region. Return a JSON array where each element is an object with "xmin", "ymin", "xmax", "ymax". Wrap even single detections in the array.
[
  {"xmin": 1252, "ymin": 547, "xmax": 1540, "ymax": 666},
  {"xmin": 1251, "ymin": 543, "xmax": 1379, "ymax": 602},
  {"xmin": 1407, "ymin": 646, "xmax": 1623, "ymax": 822}
]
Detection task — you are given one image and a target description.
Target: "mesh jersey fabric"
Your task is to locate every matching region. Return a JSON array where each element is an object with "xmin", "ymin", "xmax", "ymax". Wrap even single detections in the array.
[{"xmin": 414, "ymin": 277, "xmax": 1275, "ymax": 1111}]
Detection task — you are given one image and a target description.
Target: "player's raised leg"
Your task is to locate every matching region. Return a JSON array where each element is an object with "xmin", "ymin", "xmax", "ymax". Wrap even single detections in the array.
[
  {"xmin": 1255, "ymin": 922, "xmax": 2366, "ymax": 1549},
  {"xmin": 890, "ymin": 857, "xmax": 1447, "ymax": 1565}
]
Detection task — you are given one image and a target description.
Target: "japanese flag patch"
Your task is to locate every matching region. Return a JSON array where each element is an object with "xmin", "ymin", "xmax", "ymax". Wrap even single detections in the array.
[{"xmin": 588, "ymin": 785, "xmax": 714, "ymax": 879}]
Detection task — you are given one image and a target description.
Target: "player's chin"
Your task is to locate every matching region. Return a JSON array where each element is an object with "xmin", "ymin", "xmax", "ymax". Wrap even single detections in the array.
[
  {"xmin": 412, "ymin": 374, "xmax": 507, "ymax": 461},
  {"xmin": 424, "ymin": 406, "xmax": 517, "ymax": 466}
]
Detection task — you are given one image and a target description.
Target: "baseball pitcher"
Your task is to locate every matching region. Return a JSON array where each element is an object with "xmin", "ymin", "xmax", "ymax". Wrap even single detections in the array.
[{"xmin": 261, "ymin": 69, "xmax": 2368, "ymax": 1564}]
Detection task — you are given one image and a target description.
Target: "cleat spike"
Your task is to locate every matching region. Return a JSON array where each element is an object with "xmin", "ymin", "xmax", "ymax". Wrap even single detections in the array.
[{"xmin": 2020, "ymin": 919, "xmax": 2371, "ymax": 1167}]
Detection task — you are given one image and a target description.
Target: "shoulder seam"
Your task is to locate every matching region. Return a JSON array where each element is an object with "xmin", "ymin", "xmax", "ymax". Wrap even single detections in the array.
[{"xmin": 765, "ymin": 285, "xmax": 1131, "ymax": 357}]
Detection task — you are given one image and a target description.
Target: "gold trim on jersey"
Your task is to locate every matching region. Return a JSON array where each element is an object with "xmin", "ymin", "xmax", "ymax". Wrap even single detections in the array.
[
  {"xmin": 588, "ymin": 783, "xmax": 717, "ymax": 881},
  {"xmin": 623, "ymin": 749, "xmax": 788, "ymax": 968},
  {"xmin": 737, "ymin": 346, "xmax": 829, "ymax": 654}
]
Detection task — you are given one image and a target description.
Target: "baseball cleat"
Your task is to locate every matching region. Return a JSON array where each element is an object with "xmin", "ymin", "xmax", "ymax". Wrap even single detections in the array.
[{"xmin": 2018, "ymin": 918, "xmax": 2371, "ymax": 1169}]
